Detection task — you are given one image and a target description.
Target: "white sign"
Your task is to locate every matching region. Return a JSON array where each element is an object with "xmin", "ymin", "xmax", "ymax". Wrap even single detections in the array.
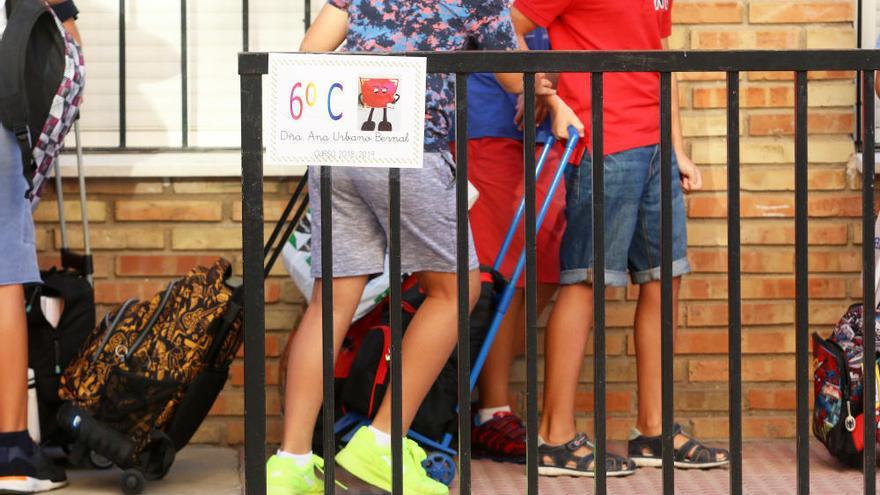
[{"xmin": 268, "ymin": 54, "xmax": 426, "ymax": 168}]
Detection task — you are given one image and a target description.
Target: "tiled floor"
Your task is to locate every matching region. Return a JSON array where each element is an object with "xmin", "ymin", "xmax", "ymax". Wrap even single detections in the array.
[{"xmin": 337, "ymin": 441, "xmax": 879, "ymax": 494}]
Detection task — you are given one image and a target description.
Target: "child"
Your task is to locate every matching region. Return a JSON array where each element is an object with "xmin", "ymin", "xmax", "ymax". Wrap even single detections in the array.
[
  {"xmin": 266, "ymin": 1, "xmax": 580, "ymax": 494},
  {"xmin": 0, "ymin": 2, "xmax": 79, "ymax": 492},
  {"xmin": 464, "ymin": 28, "xmax": 566, "ymax": 464},
  {"xmin": 510, "ymin": 0, "xmax": 729, "ymax": 477}
]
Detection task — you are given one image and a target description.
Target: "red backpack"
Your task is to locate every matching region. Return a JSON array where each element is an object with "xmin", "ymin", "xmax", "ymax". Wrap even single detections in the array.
[{"xmin": 813, "ymin": 303, "xmax": 880, "ymax": 466}]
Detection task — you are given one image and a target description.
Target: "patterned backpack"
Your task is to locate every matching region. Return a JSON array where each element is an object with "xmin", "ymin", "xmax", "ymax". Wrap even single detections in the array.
[
  {"xmin": 0, "ymin": 0, "xmax": 84, "ymax": 200},
  {"xmin": 813, "ymin": 303, "xmax": 880, "ymax": 466},
  {"xmin": 57, "ymin": 259, "xmax": 243, "ymax": 481}
]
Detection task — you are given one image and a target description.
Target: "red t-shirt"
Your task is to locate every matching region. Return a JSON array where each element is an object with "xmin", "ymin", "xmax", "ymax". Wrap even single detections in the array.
[{"xmin": 514, "ymin": 0, "xmax": 673, "ymax": 160}]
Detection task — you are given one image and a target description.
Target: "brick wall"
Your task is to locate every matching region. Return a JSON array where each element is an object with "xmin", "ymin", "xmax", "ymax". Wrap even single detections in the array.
[{"xmin": 34, "ymin": 0, "xmax": 865, "ymax": 444}]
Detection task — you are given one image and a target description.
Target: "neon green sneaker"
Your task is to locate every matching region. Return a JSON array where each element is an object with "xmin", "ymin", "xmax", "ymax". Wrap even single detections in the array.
[
  {"xmin": 266, "ymin": 453, "xmax": 326, "ymax": 495},
  {"xmin": 336, "ymin": 426, "xmax": 449, "ymax": 495}
]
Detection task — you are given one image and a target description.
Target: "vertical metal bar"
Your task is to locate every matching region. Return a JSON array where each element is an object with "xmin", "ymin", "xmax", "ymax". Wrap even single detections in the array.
[
  {"xmin": 242, "ymin": 0, "xmax": 249, "ymax": 52},
  {"xmin": 591, "ymin": 72, "xmax": 607, "ymax": 495},
  {"xmin": 54, "ymin": 159, "xmax": 68, "ymax": 250},
  {"xmin": 726, "ymin": 71, "xmax": 743, "ymax": 495},
  {"xmin": 73, "ymin": 121, "xmax": 93, "ymax": 285},
  {"xmin": 240, "ymin": 72, "xmax": 266, "ymax": 495},
  {"xmin": 389, "ymin": 168, "xmax": 403, "ymax": 495},
  {"xmin": 794, "ymin": 70, "xmax": 810, "ymax": 495},
  {"xmin": 659, "ymin": 71, "xmax": 675, "ymax": 495},
  {"xmin": 180, "ymin": 0, "xmax": 188, "ymax": 148},
  {"xmin": 305, "ymin": 0, "xmax": 312, "ymax": 30},
  {"xmin": 455, "ymin": 73, "xmax": 472, "ymax": 495},
  {"xmin": 523, "ymin": 73, "xmax": 539, "ymax": 495},
  {"xmin": 861, "ymin": 69, "xmax": 877, "ymax": 495},
  {"xmin": 320, "ymin": 166, "xmax": 336, "ymax": 495},
  {"xmin": 118, "ymin": 0, "xmax": 126, "ymax": 148}
]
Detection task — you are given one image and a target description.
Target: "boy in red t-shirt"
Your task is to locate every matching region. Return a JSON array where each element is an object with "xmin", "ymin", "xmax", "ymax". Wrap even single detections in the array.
[{"xmin": 511, "ymin": 0, "xmax": 730, "ymax": 477}]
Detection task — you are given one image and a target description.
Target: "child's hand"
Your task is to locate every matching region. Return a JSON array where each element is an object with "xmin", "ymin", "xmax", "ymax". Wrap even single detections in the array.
[
  {"xmin": 514, "ymin": 93, "xmax": 551, "ymax": 130},
  {"xmin": 676, "ymin": 151, "xmax": 703, "ymax": 193},
  {"xmin": 548, "ymin": 96, "xmax": 584, "ymax": 140}
]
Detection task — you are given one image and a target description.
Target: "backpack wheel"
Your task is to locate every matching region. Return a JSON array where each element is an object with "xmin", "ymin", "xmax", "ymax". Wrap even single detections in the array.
[
  {"xmin": 120, "ymin": 469, "xmax": 146, "ymax": 495},
  {"xmin": 422, "ymin": 451, "xmax": 456, "ymax": 486},
  {"xmin": 89, "ymin": 450, "xmax": 114, "ymax": 470}
]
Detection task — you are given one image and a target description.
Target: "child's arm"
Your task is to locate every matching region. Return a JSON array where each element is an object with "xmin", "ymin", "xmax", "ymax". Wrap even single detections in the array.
[
  {"xmin": 508, "ymin": 5, "xmax": 583, "ymax": 140},
  {"xmin": 664, "ymin": 38, "xmax": 702, "ymax": 192},
  {"xmin": 299, "ymin": 3, "xmax": 349, "ymax": 52}
]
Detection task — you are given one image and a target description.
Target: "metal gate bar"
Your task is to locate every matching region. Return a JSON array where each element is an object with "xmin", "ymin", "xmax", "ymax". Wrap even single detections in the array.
[
  {"xmin": 659, "ymin": 71, "xmax": 675, "ymax": 494},
  {"xmin": 794, "ymin": 70, "xmax": 810, "ymax": 495},
  {"xmin": 861, "ymin": 69, "xmax": 877, "ymax": 495}
]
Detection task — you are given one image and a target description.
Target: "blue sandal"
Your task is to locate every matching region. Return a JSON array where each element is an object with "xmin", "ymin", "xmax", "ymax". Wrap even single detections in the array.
[
  {"xmin": 537, "ymin": 433, "xmax": 636, "ymax": 478},
  {"xmin": 628, "ymin": 423, "xmax": 730, "ymax": 469}
]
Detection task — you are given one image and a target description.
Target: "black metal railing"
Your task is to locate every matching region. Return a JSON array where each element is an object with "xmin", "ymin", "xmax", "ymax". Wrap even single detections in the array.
[{"xmin": 239, "ymin": 50, "xmax": 880, "ymax": 495}]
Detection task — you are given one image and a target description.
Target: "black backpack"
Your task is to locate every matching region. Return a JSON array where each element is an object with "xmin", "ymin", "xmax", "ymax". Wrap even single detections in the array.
[
  {"xmin": 25, "ymin": 266, "xmax": 95, "ymax": 446},
  {"xmin": 341, "ymin": 267, "xmax": 504, "ymax": 442},
  {"xmin": 0, "ymin": 0, "xmax": 82, "ymax": 197}
]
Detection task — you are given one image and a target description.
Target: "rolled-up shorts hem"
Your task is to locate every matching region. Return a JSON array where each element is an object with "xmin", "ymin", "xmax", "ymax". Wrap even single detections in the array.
[
  {"xmin": 559, "ymin": 256, "xmax": 691, "ymax": 287},
  {"xmin": 630, "ymin": 257, "xmax": 692, "ymax": 285},
  {"xmin": 559, "ymin": 268, "xmax": 629, "ymax": 287}
]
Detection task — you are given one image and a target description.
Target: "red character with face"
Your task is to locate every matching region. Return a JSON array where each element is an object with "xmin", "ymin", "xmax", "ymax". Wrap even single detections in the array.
[{"xmin": 359, "ymin": 78, "xmax": 400, "ymax": 132}]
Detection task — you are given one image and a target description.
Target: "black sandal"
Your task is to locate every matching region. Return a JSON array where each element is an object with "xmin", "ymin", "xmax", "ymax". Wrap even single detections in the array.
[
  {"xmin": 537, "ymin": 433, "xmax": 636, "ymax": 478},
  {"xmin": 628, "ymin": 423, "xmax": 730, "ymax": 469}
]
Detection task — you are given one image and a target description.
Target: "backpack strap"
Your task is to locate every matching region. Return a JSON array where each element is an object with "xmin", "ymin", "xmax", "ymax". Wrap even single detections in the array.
[{"xmin": 0, "ymin": 0, "xmax": 48, "ymax": 197}]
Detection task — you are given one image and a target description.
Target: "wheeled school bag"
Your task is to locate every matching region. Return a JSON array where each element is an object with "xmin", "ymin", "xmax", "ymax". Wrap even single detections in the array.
[
  {"xmin": 57, "ymin": 258, "xmax": 243, "ymax": 494},
  {"xmin": 813, "ymin": 303, "xmax": 880, "ymax": 466},
  {"xmin": 25, "ymin": 121, "xmax": 96, "ymax": 451},
  {"xmin": 0, "ymin": 0, "xmax": 85, "ymax": 199},
  {"xmin": 341, "ymin": 268, "xmax": 504, "ymax": 442}
]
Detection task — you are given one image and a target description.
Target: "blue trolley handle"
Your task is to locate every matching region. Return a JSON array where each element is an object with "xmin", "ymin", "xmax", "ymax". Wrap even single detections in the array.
[
  {"xmin": 472, "ymin": 126, "xmax": 580, "ymax": 390},
  {"xmin": 492, "ymin": 135, "xmax": 557, "ymax": 272}
]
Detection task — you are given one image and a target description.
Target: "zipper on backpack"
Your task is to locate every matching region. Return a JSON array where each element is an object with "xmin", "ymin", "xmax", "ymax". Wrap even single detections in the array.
[
  {"xmin": 845, "ymin": 400, "xmax": 856, "ymax": 432},
  {"xmin": 91, "ymin": 298, "xmax": 138, "ymax": 365},
  {"xmin": 124, "ymin": 280, "xmax": 178, "ymax": 362}
]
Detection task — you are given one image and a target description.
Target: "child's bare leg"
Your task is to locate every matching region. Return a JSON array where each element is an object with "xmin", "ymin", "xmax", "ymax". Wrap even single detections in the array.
[
  {"xmin": 538, "ymin": 283, "xmax": 593, "ymax": 449},
  {"xmin": 476, "ymin": 289, "xmax": 523, "ymax": 409},
  {"xmin": 281, "ymin": 276, "xmax": 368, "ymax": 454},
  {"xmin": 477, "ymin": 284, "xmax": 558, "ymax": 408},
  {"xmin": 371, "ymin": 269, "xmax": 480, "ymax": 433},
  {"xmin": 633, "ymin": 278, "xmax": 680, "ymax": 438},
  {"xmin": 0, "ymin": 284, "xmax": 27, "ymax": 433}
]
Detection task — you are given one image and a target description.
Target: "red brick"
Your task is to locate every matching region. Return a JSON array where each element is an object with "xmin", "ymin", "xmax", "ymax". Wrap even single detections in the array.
[
  {"xmin": 116, "ymin": 200, "xmax": 223, "ymax": 222},
  {"xmin": 748, "ymin": 112, "xmax": 854, "ymax": 136},
  {"xmin": 747, "ymin": 387, "xmax": 796, "ymax": 410},
  {"xmin": 116, "ymin": 255, "xmax": 221, "ymax": 276},
  {"xmin": 749, "ymin": 1, "xmax": 853, "ymax": 24},
  {"xmin": 673, "ymin": 1, "xmax": 743, "ymax": 24},
  {"xmin": 94, "ymin": 281, "xmax": 169, "ymax": 304},
  {"xmin": 743, "ymin": 416, "xmax": 796, "ymax": 438},
  {"xmin": 686, "ymin": 302, "xmax": 794, "ymax": 326},
  {"xmin": 573, "ymin": 390, "xmax": 634, "ymax": 413}
]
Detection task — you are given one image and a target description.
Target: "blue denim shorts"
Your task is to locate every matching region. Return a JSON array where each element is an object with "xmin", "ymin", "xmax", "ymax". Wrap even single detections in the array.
[
  {"xmin": 560, "ymin": 144, "xmax": 691, "ymax": 287},
  {"xmin": 0, "ymin": 128, "xmax": 40, "ymax": 286}
]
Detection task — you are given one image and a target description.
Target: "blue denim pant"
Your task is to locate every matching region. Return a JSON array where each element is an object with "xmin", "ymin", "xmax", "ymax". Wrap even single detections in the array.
[
  {"xmin": 0, "ymin": 128, "xmax": 39, "ymax": 285},
  {"xmin": 560, "ymin": 144, "xmax": 691, "ymax": 287}
]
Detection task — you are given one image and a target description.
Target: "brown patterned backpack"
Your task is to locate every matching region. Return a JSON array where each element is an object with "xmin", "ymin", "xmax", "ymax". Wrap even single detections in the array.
[{"xmin": 57, "ymin": 258, "xmax": 243, "ymax": 485}]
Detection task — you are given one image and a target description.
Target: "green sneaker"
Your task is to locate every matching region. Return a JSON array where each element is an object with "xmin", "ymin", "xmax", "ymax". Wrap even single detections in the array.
[
  {"xmin": 266, "ymin": 453, "xmax": 326, "ymax": 495},
  {"xmin": 336, "ymin": 426, "xmax": 449, "ymax": 495}
]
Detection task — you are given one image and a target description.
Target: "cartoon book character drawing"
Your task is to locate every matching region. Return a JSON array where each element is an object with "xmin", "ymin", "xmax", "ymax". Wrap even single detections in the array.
[{"xmin": 359, "ymin": 78, "xmax": 400, "ymax": 132}]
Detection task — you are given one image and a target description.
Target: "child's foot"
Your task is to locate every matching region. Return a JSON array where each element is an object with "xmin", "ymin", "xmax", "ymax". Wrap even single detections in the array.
[
  {"xmin": 472, "ymin": 411, "xmax": 526, "ymax": 464},
  {"xmin": 336, "ymin": 426, "xmax": 449, "ymax": 495},
  {"xmin": 628, "ymin": 423, "xmax": 730, "ymax": 469},
  {"xmin": 537, "ymin": 433, "xmax": 636, "ymax": 478},
  {"xmin": 266, "ymin": 453, "xmax": 326, "ymax": 495},
  {"xmin": 0, "ymin": 433, "xmax": 67, "ymax": 494}
]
